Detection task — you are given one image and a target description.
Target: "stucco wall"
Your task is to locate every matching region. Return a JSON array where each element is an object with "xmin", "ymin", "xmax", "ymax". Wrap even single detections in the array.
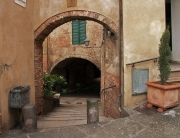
[
  {"xmin": 34, "ymin": 0, "xmax": 119, "ymax": 30},
  {"xmin": 171, "ymin": 0, "xmax": 180, "ymax": 62},
  {"xmin": 0, "ymin": 0, "xmax": 34, "ymax": 129},
  {"xmin": 123, "ymin": 0, "xmax": 165, "ymax": 106}
]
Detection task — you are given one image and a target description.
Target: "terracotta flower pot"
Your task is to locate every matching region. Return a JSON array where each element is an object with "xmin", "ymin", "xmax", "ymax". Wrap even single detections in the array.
[{"xmin": 146, "ymin": 81, "xmax": 180, "ymax": 113}]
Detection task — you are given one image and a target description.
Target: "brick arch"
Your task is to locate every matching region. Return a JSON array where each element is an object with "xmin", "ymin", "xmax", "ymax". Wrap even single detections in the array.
[
  {"xmin": 34, "ymin": 10, "xmax": 118, "ymax": 115},
  {"xmin": 50, "ymin": 55, "xmax": 101, "ymax": 73},
  {"xmin": 35, "ymin": 10, "xmax": 118, "ymax": 43}
]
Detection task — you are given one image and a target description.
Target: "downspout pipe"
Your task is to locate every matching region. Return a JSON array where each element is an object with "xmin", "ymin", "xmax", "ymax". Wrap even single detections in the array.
[{"xmin": 119, "ymin": 0, "xmax": 129, "ymax": 117}]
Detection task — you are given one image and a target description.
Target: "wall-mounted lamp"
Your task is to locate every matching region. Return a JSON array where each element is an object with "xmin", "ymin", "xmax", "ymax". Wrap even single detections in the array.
[
  {"xmin": 84, "ymin": 37, "xmax": 90, "ymax": 47},
  {"xmin": 84, "ymin": 37, "xmax": 103, "ymax": 48}
]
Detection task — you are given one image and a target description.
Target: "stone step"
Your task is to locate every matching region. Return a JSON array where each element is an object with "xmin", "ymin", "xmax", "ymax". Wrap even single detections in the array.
[
  {"xmin": 37, "ymin": 119, "xmax": 87, "ymax": 128},
  {"xmin": 168, "ymin": 77, "xmax": 180, "ymax": 83},
  {"xmin": 54, "ymin": 107, "xmax": 103, "ymax": 110},
  {"xmin": 49, "ymin": 109, "xmax": 104, "ymax": 113},
  {"xmin": 37, "ymin": 117, "xmax": 112, "ymax": 128},
  {"xmin": 38, "ymin": 115, "xmax": 109, "ymax": 121},
  {"xmin": 169, "ymin": 70, "xmax": 180, "ymax": 78},
  {"xmin": 170, "ymin": 63, "xmax": 180, "ymax": 78},
  {"xmin": 37, "ymin": 96, "xmax": 110, "ymax": 128},
  {"xmin": 46, "ymin": 113, "xmax": 104, "ymax": 116}
]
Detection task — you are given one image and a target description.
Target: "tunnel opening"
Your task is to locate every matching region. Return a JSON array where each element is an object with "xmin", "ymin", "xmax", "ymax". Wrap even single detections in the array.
[{"xmin": 51, "ymin": 58, "xmax": 101, "ymax": 98}]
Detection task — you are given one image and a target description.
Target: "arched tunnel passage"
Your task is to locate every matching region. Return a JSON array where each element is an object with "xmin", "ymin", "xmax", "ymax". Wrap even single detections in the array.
[{"xmin": 51, "ymin": 57, "xmax": 101, "ymax": 98}]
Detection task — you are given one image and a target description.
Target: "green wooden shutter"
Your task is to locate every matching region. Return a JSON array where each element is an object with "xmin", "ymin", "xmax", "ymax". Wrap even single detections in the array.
[
  {"xmin": 72, "ymin": 20, "xmax": 86, "ymax": 44},
  {"xmin": 72, "ymin": 20, "xmax": 79, "ymax": 44},
  {"xmin": 79, "ymin": 20, "xmax": 86, "ymax": 44}
]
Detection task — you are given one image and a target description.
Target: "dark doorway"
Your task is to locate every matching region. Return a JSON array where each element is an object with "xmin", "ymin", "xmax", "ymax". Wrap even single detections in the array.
[
  {"xmin": 51, "ymin": 58, "xmax": 101, "ymax": 97},
  {"xmin": 165, "ymin": 0, "xmax": 172, "ymax": 50}
]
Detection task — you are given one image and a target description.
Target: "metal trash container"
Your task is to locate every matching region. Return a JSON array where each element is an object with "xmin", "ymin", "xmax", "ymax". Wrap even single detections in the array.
[
  {"xmin": 9, "ymin": 85, "xmax": 30, "ymax": 128},
  {"xmin": 87, "ymin": 99, "xmax": 99, "ymax": 124},
  {"xmin": 22, "ymin": 104, "xmax": 37, "ymax": 133},
  {"xmin": 9, "ymin": 85, "xmax": 30, "ymax": 108}
]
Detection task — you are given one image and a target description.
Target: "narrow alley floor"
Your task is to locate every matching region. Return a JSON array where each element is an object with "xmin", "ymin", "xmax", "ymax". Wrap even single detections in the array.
[
  {"xmin": 37, "ymin": 77, "xmax": 108, "ymax": 128},
  {"xmin": 37, "ymin": 93, "xmax": 112, "ymax": 128},
  {"xmin": 1, "ymin": 100, "xmax": 180, "ymax": 138}
]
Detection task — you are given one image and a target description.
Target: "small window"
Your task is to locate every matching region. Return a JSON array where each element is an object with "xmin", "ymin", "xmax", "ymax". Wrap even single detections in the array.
[{"xmin": 72, "ymin": 20, "xmax": 86, "ymax": 44}]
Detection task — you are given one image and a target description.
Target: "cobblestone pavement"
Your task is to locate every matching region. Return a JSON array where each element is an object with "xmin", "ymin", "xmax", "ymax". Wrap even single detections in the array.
[{"xmin": 1, "ymin": 102, "xmax": 180, "ymax": 138}]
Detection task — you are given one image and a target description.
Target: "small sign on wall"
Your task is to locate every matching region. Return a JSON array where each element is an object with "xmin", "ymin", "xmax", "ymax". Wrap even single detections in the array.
[
  {"xmin": 132, "ymin": 68, "xmax": 149, "ymax": 95},
  {"xmin": 67, "ymin": 0, "xmax": 77, "ymax": 7},
  {"xmin": 14, "ymin": 0, "xmax": 26, "ymax": 8}
]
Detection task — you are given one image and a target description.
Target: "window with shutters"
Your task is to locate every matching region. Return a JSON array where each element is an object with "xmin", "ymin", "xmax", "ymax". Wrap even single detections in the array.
[{"xmin": 72, "ymin": 20, "xmax": 86, "ymax": 44}]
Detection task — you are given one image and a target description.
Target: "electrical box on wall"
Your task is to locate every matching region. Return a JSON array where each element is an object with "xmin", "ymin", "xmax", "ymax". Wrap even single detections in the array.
[{"xmin": 132, "ymin": 68, "xmax": 149, "ymax": 95}]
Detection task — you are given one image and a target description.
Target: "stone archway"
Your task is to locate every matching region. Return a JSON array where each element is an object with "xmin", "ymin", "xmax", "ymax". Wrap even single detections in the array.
[
  {"xmin": 50, "ymin": 54, "xmax": 101, "ymax": 73},
  {"xmin": 34, "ymin": 10, "xmax": 118, "ymax": 115}
]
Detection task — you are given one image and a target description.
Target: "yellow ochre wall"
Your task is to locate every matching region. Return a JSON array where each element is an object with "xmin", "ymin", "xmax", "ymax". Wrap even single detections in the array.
[
  {"xmin": 123, "ymin": 0, "xmax": 165, "ymax": 106},
  {"xmin": 0, "ymin": 0, "xmax": 35, "ymax": 129}
]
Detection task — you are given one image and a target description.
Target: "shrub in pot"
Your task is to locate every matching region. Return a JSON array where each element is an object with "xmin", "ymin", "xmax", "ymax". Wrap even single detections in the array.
[{"xmin": 146, "ymin": 27, "xmax": 180, "ymax": 112}]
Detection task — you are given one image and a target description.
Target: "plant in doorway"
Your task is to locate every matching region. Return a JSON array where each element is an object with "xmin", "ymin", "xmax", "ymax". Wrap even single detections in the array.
[
  {"xmin": 146, "ymin": 27, "xmax": 180, "ymax": 112},
  {"xmin": 61, "ymin": 81, "xmax": 68, "ymax": 93},
  {"xmin": 43, "ymin": 72, "xmax": 67, "ymax": 96}
]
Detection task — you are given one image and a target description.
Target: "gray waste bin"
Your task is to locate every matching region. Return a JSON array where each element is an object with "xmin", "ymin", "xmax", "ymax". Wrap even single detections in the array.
[{"xmin": 22, "ymin": 104, "xmax": 37, "ymax": 133}]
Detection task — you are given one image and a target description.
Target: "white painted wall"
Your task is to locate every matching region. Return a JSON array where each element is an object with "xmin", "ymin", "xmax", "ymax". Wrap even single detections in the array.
[{"xmin": 171, "ymin": 0, "xmax": 180, "ymax": 62}]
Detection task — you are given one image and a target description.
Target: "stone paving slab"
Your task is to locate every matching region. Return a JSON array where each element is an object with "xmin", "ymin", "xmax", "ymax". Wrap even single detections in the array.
[
  {"xmin": 102, "ymin": 118, "xmax": 144, "ymax": 138},
  {"xmin": 132, "ymin": 129, "xmax": 164, "ymax": 138},
  {"xmin": 2, "ymin": 104, "xmax": 180, "ymax": 138}
]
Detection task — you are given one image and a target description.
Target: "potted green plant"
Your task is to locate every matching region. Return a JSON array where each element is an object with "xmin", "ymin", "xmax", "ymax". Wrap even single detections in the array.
[{"xmin": 146, "ymin": 27, "xmax": 180, "ymax": 112}]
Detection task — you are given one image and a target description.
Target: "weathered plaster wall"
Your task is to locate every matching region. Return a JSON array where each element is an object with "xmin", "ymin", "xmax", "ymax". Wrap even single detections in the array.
[
  {"xmin": 46, "ymin": 21, "xmax": 103, "ymax": 72},
  {"xmin": 0, "ymin": 1, "xmax": 34, "ymax": 129},
  {"xmin": 42, "ymin": 20, "xmax": 120, "ymax": 118},
  {"xmin": 34, "ymin": 0, "xmax": 119, "ymax": 30},
  {"xmin": 103, "ymin": 35, "xmax": 120, "ymax": 118},
  {"xmin": 171, "ymin": 0, "xmax": 180, "ymax": 62},
  {"xmin": 123, "ymin": 0, "xmax": 165, "ymax": 106}
]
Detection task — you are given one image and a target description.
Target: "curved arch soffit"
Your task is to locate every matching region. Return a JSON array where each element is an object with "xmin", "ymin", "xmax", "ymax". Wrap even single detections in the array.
[
  {"xmin": 35, "ymin": 10, "xmax": 119, "ymax": 43},
  {"xmin": 50, "ymin": 55, "xmax": 101, "ymax": 73}
]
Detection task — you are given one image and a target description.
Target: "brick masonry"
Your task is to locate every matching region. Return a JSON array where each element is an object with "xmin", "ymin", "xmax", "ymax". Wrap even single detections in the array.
[
  {"xmin": 46, "ymin": 21, "xmax": 103, "ymax": 72},
  {"xmin": 103, "ymin": 72, "xmax": 120, "ymax": 118},
  {"xmin": 34, "ymin": 10, "xmax": 120, "ymax": 118}
]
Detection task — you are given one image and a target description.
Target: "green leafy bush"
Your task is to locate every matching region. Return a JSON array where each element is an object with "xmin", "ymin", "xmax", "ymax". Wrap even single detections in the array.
[
  {"xmin": 61, "ymin": 81, "xmax": 68, "ymax": 89},
  {"xmin": 43, "ymin": 72, "xmax": 67, "ymax": 96},
  {"xmin": 158, "ymin": 27, "xmax": 171, "ymax": 85}
]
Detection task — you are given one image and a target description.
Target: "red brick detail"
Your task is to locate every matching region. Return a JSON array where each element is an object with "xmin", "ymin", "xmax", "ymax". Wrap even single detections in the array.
[
  {"xmin": 35, "ymin": 10, "xmax": 118, "ymax": 42},
  {"xmin": 34, "ymin": 10, "xmax": 119, "ymax": 116},
  {"xmin": 102, "ymin": 72, "xmax": 120, "ymax": 119},
  {"xmin": 50, "ymin": 54, "xmax": 101, "ymax": 72},
  {"xmin": 34, "ymin": 43, "xmax": 44, "ymax": 115}
]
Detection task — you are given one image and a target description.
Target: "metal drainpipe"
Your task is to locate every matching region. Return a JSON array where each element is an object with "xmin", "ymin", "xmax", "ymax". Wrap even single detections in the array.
[{"xmin": 119, "ymin": 0, "xmax": 125, "ymax": 115}]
